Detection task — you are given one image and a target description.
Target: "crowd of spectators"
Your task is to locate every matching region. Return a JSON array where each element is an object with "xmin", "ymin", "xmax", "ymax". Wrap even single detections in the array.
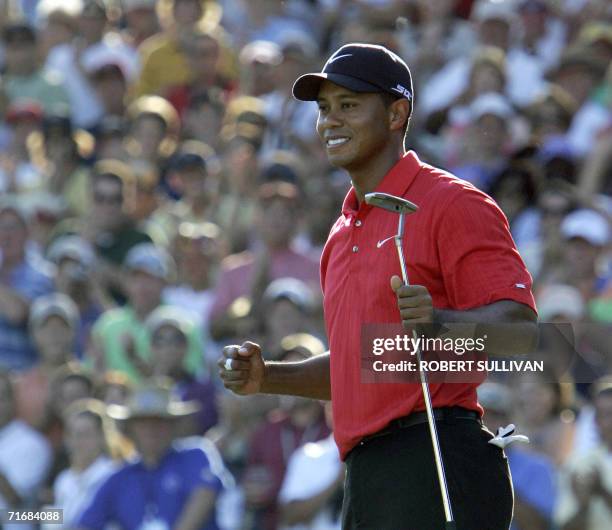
[{"xmin": 0, "ymin": 0, "xmax": 610, "ymax": 528}]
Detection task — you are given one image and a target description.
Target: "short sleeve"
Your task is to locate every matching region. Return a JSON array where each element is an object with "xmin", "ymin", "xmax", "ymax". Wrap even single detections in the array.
[
  {"xmin": 181, "ymin": 448, "xmax": 224, "ymax": 494},
  {"xmin": 279, "ymin": 441, "xmax": 341, "ymax": 503},
  {"xmin": 14, "ymin": 266, "xmax": 54, "ymax": 302},
  {"xmin": 279, "ymin": 449, "xmax": 328, "ymax": 503},
  {"xmin": 436, "ymin": 187, "xmax": 536, "ymax": 311}
]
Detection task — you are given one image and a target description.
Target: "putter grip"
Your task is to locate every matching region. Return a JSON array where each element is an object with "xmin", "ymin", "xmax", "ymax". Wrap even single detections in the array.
[{"xmin": 444, "ymin": 522, "xmax": 457, "ymax": 530}]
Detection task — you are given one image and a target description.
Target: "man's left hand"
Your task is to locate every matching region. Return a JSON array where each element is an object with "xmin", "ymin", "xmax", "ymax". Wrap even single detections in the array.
[{"xmin": 391, "ymin": 275, "xmax": 433, "ymax": 326}]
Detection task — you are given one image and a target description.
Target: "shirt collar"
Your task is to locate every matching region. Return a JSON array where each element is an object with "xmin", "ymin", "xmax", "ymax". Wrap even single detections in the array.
[{"xmin": 341, "ymin": 151, "xmax": 422, "ymax": 218}]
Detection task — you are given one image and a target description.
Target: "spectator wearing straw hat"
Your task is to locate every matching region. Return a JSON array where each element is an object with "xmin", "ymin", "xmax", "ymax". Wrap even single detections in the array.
[{"xmin": 76, "ymin": 380, "xmax": 227, "ymax": 530}]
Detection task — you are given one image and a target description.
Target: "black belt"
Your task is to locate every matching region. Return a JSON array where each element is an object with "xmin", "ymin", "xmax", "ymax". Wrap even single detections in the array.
[{"xmin": 360, "ymin": 406, "xmax": 481, "ymax": 445}]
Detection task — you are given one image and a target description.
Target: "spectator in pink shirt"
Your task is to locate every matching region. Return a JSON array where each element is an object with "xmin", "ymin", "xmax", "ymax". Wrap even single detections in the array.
[{"xmin": 209, "ymin": 181, "xmax": 319, "ymax": 341}]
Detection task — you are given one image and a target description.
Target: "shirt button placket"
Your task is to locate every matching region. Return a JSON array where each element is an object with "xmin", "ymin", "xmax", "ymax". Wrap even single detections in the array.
[{"xmin": 352, "ymin": 218, "xmax": 362, "ymax": 252}]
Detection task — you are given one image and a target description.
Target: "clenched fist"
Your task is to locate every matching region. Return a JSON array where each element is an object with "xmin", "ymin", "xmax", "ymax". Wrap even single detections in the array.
[{"xmin": 218, "ymin": 341, "xmax": 266, "ymax": 395}]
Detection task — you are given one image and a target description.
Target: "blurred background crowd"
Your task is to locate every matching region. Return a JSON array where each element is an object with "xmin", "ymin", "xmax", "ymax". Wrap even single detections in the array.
[{"xmin": 0, "ymin": 0, "xmax": 610, "ymax": 528}]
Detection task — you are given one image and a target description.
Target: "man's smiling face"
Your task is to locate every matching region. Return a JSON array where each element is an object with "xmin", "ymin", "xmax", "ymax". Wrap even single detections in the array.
[{"xmin": 316, "ymin": 81, "xmax": 392, "ymax": 172}]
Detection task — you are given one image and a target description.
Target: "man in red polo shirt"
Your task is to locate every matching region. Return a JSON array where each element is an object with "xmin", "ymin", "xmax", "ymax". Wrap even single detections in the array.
[{"xmin": 219, "ymin": 43, "xmax": 538, "ymax": 530}]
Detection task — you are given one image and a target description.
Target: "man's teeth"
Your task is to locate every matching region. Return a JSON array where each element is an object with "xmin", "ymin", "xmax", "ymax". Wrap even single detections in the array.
[{"xmin": 327, "ymin": 137, "xmax": 349, "ymax": 146}]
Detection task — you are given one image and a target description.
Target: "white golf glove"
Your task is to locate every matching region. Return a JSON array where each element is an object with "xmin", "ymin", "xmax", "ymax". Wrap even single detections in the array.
[{"xmin": 488, "ymin": 424, "xmax": 529, "ymax": 449}]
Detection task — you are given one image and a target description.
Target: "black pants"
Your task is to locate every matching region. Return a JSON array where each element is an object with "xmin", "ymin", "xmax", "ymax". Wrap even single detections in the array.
[{"xmin": 342, "ymin": 417, "xmax": 513, "ymax": 530}]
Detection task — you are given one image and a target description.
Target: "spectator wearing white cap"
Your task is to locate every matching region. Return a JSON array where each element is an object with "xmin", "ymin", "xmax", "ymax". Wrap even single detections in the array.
[
  {"xmin": 538, "ymin": 209, "xmax": 612, "ymax": 303},
  {"xmin": 90, "ymin": 243, "xmax": 205, "ymax": 382},
  {"xmin": 48, "ymin": 235, "xmax": 111, "ymax": 358},
  {"xmin": 516, "ymin": 0, "xmax": 567, "ymax": 72},
  {"xmin": 536, "ymin": 284, "xmax": 585, "ymax": 323},
  {"xmin": 238, "ymin": 40, "xmax": 283, "ymax": 98},
  {"xmin": 12, "ymin": 293, "xmax": 79, "ymax": 429},
  {"xmin": 162, "ymin": 221, "xmax": 222, "ymax": 370},
  {"xmin": 448, "ymin": 92, "xmax": 516, "ymax": 191},
  {"xmin": 424, "ymin": 45, "xmax": 508, "ymax": 166},
  {"xmin": 260, "ymin": 277, "xmax": 318, "ymax": 361},
  {"xmin": 121, "ymin": 0, "xmax": 160, "ymax": 49},
  {"xmin": 36, "ymin": 0, "xmax": 82, "ymax": 58},
  {"xmin": 261, "ymin": 37, "xmax": 321, "ymax": 158},
  {"xmin": 145, "ymin": 307, "xmax": 219, "ymax": 436},
  {"xmin": 45, "ymin": 0, "xmax": 139, "ymax": 129}
]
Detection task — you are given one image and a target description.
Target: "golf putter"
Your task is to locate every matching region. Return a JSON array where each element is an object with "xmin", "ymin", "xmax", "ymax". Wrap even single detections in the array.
[{"xmin": 365, "ymin": 192, "xmax": 456, "ymax": 530}]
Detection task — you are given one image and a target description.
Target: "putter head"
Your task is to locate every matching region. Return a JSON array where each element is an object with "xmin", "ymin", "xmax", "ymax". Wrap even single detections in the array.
[{"xmin": 365, "ymin": 192, "xmax": 418, "ymax": 214}]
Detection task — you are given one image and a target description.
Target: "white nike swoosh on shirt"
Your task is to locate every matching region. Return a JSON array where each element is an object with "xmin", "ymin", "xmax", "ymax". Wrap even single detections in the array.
[{"xmin": 376, "ymin": 236, "xmax": 395, "ymax": 248}]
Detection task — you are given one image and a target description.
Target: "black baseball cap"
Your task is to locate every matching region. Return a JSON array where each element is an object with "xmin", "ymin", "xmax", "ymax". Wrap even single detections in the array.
[
  {"xmin": 171, "ymin": 152, "xmax": 207, "ymax": 172},
  {"xmin": 292, "ymin": 43, "xmax": 413, "ymax": 103}
]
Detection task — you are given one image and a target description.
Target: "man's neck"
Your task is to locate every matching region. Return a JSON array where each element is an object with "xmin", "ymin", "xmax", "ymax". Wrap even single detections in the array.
[
  {"xmin": 73, "ymin": 452, "xmax": 102, "ymax": 472},
  {"xmin": 40, "ymin": 358, "xmax": 68, "ymax": 373},
  {"xmin": 187, "ymin": 196, "xmax": 209, "ymax": 216},
  {"xmin": 141, "ymin": 448, "xmax": 170, "ymax": 469},
  {"xmin": 349, "ymin": 144, "xmax": 404, "ymax": 203}
]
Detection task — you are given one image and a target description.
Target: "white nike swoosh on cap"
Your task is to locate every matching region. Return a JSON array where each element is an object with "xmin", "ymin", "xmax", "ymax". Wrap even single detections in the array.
[{"xmin": 328, "ymin": 53, "xmax": 353, "ymax": 64}]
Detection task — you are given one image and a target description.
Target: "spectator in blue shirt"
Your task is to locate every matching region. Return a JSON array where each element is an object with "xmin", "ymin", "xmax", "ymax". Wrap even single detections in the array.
[
  {"xmin": 0, "ymin": 197, "xmax": 54, "ymax": 371},
  {"xmin": 76, "ymin": 380, "xmax": 225, "ymax": 530},
  {"xmin": 479, "ymin": 382, "xmax": 558, "ymax": 530}
]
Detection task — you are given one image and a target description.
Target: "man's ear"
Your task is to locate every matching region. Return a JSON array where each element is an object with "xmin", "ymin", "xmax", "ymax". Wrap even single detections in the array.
[{"xmin": 389, "ymin": 99, "xmax": 411, "ymax": 132}]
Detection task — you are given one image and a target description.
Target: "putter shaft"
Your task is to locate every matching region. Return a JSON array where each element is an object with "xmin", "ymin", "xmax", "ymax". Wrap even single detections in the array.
[{"xmin": 395, "ymin": 214, "xmax": 455, "ymax": 525}]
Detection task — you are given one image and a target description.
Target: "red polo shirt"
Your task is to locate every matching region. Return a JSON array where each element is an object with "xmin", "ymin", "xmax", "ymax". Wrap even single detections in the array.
[{"xmin": 321, "ymin": 151, "xmax": 536, "ymax": 460}]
